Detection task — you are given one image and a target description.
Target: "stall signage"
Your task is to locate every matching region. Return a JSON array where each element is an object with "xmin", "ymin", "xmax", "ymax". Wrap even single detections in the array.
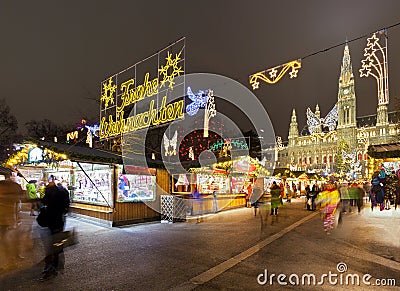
[{"xmin": 99, "ymin": 38, "xmax": 185, "ymax": 139}]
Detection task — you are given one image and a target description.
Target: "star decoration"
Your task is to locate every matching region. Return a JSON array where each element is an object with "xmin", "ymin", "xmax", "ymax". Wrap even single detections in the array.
[
  {"xmin": 289, "ymin": 69, "xmax": 299, "ymax": 78},
  {"xmin": 269, "ymin": 68, "xmax": 278, "ymax": 79},
  {"xmin": 100, "ymin": 77, "xmax": 117, "ymax": 108},
  {"xmin": 364, "ymin": 46, "xmax": 377, "ymax": 57},
  {"xmin": 252, "ymin": 81, "xmax": 260, "ymax": 90},
  {"xmin": 159, "ymin": 51, "xmax": 184, "ymax": 89},
  {"xmin": 366, "ymin": 33, "xmax": 379, "ymax": 47}
]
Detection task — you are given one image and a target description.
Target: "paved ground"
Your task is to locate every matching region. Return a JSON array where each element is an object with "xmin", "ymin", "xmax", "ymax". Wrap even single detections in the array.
[{"xmin": 1, "ymin": 198, "xmax": 399, "ymax": 290}]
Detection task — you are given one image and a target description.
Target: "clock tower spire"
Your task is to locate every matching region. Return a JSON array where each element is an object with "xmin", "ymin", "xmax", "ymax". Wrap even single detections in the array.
[{"xmin": 337, "ymin": 44, "xmax": 357, "ymax": 147}]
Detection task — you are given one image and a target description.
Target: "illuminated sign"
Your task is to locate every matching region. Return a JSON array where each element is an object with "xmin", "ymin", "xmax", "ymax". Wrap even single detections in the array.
[
  {"xmin": 67, "ymin": 131, "xmax": 78, "ymax": 142},
  {"xmin": 99, "ymin": 38, "xmax": 185, "ymax": 139}
]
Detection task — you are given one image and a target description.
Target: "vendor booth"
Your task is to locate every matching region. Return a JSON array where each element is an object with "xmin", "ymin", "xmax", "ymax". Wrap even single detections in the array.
[
  {"xmin": 172, "ymin": 156, "xmax": 269, "ymax": 215},
  {"xmin": 5, "ymin": 142, "xmax": 169, "ymax": 226}
]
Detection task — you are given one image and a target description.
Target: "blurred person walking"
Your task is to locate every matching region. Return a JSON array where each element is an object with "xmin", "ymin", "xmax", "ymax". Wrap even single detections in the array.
[
  {"xmin": 316, "ymin": 184, "xmax": 341, "ymax": 234},
  {"xmin": 270, "ymin": 182, "xmax": 281, "ymax": 216},
  {"xmin": 38, "ymin": 175, "xmax": 70, "ymax": 281},
  {"xmin": 0, "ymin": 179, "xmax": 24, "ymax": 271},
  {"xmin": 250, "ymin": 185, "xmax": 262, "ymax": 216}
]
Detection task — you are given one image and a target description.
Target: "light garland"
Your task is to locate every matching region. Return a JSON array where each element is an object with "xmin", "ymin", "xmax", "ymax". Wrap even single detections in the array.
[
  {"xmin": 249, "ymin": 59, "xmax": 301, "ymax": 90},
  {"xmin": 5, "ymin": 144, "xmax": 68, "ymax": 168},
  {"xmin": 359, "ymin": 31, "xmax": 389, "ymax": 105},
  {"xmin": 204, "ymin": 90, "xmax": 216, "ymax": 137},
  {"xmin": 276, "ymin": 136, "xmax": 284, "ymax": 151}
]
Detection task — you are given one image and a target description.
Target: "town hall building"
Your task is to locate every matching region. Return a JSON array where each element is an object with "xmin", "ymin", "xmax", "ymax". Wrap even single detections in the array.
[{"xmin": 276, "ymin": 43, "xmax": 400, "ymax": 178}]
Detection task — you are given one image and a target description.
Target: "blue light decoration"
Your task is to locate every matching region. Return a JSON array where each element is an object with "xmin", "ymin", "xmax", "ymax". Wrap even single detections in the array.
[
  {"xmin": 306, "ymin": 103, "xmax": 338, "ymax": 134},
  {"xmin": 185, "ymin": 87, "xmax": 209, "ymax": 116}
]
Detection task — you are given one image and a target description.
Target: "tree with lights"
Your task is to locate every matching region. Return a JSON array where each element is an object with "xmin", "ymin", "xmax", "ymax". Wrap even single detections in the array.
[
  {"xmin": 335, "ymin": 140, "xmax": 351, "ymax": 176},
  {"xmin": 0, "ymin": 99, "xmax": 22, "ymax": 162}
]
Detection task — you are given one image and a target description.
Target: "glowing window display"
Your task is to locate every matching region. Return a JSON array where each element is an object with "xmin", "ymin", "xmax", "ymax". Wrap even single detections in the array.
[
  {"xmin": 172, "ymin": 174, "xmax": 192, "ymax": 193},
  {"xmin": 117, "ymin": 171, "xmax": 156, "ymax": 202},
  {"xmin": 72, "ymin": 163, "xmax": 112, "ymax": 206},
  {"xmin": 196, "ymin": 174, "xmax": 229, "ymax": 194}
]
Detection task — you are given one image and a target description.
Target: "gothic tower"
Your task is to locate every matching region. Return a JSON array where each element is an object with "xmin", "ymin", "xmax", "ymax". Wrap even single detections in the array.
[
  {"xmin": 314, "ymin": 104, "xmax": 322, "ymax": 133},
  {"xmin": 288, "ymin": 109, "xmax": 299, "ymax": 146},
  {"xmin": 337, "ymin": 44, "xmax": 357, "ymax": 149}
]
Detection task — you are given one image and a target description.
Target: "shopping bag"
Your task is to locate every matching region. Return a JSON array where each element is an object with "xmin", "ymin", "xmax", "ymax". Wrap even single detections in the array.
[
  {"xmin": 52, "ymin": 228, "xmax": 78, "ymax": 253},
  {"xmin": 36, "ymin": 207, "xmax": 49, "ymax": 227}
]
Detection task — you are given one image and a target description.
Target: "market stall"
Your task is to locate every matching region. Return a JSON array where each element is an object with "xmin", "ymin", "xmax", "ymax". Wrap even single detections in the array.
[
  {"xmin": 5, "ymin": 142, "xmax": 168, "ymax": 226},
  {"xmin": 173, "ymin": 156, "xmax": 269, "ymax": 214}
]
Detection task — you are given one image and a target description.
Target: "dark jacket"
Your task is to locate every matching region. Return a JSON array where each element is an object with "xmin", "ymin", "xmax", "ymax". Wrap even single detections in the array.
[{"xmin": 42, "ymin": 184, "xmax": 70, "ymax": 231}]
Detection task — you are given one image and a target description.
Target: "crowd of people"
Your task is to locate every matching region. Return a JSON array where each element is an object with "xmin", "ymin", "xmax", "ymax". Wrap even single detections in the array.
[
  {"xmin": 250, "ymin": 170, "xmax": 400, "ymax": 233},
  {"xmin": 0, "ymin": 173, "xmax": 70, "ymax": 281}
]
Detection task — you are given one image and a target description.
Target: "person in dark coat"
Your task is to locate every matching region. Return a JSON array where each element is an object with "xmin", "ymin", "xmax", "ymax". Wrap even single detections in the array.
[
  {"xmin": 39, "ymin": 175, "xmax": 70, "ymax": 281},
  {"xmin": 270, "ymin": 182, "xmax": 281, "ymax": 215}
]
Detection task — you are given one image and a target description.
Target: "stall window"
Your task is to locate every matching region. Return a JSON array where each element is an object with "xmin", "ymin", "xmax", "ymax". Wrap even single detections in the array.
[
  {"xmin": 117, "ymin": 171, "xmax": 156, "ymax": 202},
  {"xmin": 172, "ymin": 174, "xmax": 192, "ymax": 194},
  {"xmin": 72, "ymin": 163, "xmax": 112, "ymax": 206},
  {"xmin": 196, "ymin": 174, "xmax": 229, "ymax": 194}
]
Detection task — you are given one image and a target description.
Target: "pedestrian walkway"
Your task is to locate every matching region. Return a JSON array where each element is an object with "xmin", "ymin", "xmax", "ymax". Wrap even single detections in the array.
[{"xmin": 2, "ymin": 199, "xmax": 398, "ymax": 290}]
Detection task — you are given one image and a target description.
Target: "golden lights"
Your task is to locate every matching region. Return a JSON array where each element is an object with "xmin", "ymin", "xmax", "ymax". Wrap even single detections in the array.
[
  {"xmin": 359, "ymin": 31, "xmax": 389, "ymax": 105},
  {"xmin": 249, "ymin": 59, "xmax": 301, "ymax": 90},
  {"xmin": 5, "ymin": 144, "xmax": 68, "ymax": 168},
  {"xmin": 99, "ymin": 48, "xmax": 185, "ymax": 139}
]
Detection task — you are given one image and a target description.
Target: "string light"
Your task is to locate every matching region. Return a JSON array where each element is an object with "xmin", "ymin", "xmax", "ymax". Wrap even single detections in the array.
[{"xmin": 203, "ymin": 90, "xmax": 216, "ymax": 137}]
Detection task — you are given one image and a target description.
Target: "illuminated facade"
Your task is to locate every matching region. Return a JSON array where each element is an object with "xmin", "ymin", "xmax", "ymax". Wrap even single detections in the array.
[{"xmin": 276, "ymin": 44, "xmax": 400, "ymax": 177}]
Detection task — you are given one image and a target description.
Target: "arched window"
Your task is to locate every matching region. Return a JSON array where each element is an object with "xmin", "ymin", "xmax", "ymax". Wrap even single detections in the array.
[
  {"xmin": 329, "ymin": 155, "xmax": 333, "ymax": 163},
  {"xmin": 323, "ymin": 156, "xmax": 327, "ymax": 163}
]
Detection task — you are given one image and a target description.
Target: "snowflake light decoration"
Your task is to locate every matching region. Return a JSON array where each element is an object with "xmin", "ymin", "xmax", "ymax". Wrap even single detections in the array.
[
  {"xmin": 159, "ymin": 51, "xmax": 184, "ymax": 89},
  {"xmin": 100, "ymin": 77, "xmax": 117, "ymax": 108}
]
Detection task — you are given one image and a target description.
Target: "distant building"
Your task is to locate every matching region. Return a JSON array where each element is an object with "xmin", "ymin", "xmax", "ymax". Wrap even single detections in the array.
[{"xmin": 276, "ymin": 44, "xmax": 400, "ymax": 178}]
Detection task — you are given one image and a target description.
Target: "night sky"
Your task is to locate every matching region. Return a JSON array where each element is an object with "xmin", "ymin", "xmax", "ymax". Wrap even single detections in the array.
[{"xmin": 1, "ymin": 0, "xmax": 400, "ymax": 140}]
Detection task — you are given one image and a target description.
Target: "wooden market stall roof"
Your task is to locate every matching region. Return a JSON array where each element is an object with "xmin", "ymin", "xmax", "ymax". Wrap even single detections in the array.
[
  {"xmin": 39, "ymin": 141, "xmax": 165, "ymax": 168},
  {"xmin": 0, "ymin": 165, "xmax": 12, "ymax": 178},
  {"xmin": 368, "ymin": 142, "xmax": 400, "ymax": 159},
  {"xmin": 6, "ymin": 141, "xmax": 164, "ymax": 168}
]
